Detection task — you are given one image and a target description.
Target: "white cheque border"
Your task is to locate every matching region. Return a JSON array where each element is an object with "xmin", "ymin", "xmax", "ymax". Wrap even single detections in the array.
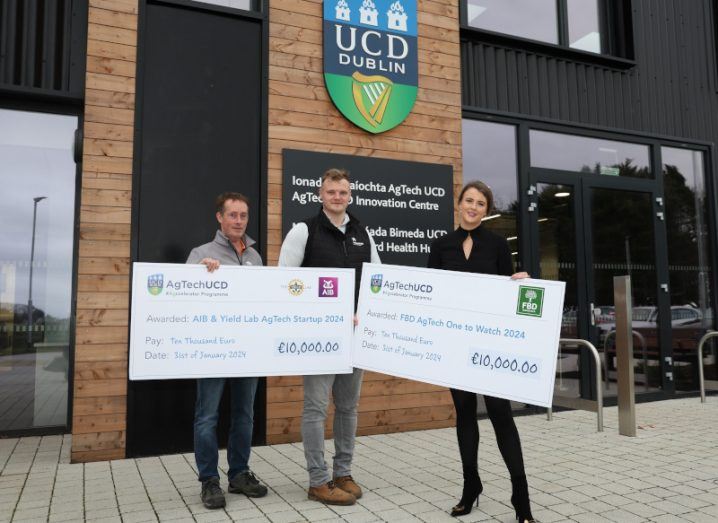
[
  {"xmin": 129, "ymin": 263, "xmax": 355, "ymax": 380},
  {"xmin": 353, "ymin": 263, "xmax": 566, "ymax": 407}
]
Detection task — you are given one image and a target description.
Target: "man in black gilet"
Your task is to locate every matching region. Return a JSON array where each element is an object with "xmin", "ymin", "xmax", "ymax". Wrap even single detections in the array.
[{"xmin": 279, "ymin": 169, "xmax": 380, "ymax": 505}]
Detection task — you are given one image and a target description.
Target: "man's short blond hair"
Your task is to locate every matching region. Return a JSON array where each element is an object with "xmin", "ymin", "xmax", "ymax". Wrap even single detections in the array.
[{"xmin": 321, "ymin": 168, "xmax": 350, "ymax": 185}]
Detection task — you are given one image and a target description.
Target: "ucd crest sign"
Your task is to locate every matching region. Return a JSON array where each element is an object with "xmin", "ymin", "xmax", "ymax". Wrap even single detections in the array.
[
  {"xmin": 324, "ymin": 0, "xmax": 418, "ymax": 133},
  {"xmin": 147, "ymin": 274, "xmax": 163, "ymax": 296}
]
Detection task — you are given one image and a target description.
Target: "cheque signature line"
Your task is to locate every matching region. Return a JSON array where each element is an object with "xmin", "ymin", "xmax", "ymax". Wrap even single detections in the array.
[
  {"xmin": 354, "ymin": 363, "xmax": 543, "ymax": 405},
  {"xmin": 367, "ymin": 297, "xmax": 551, "ymax": 323}
]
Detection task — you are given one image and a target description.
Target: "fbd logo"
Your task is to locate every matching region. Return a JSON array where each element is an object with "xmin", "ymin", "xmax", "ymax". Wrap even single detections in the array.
[
  {"xmin": 517, "ymin": 286, "xmax": 544, "ymax": 317},
  {"xmin": 147, "ymin": 274, "xmax": 164, "ymax": 296},
  {"xmin": 324, "ymin": 0, "xmax": 418, "ymax": 133},
  {"xmin": 370, "ymin": 274, "xmax": 383, "ymax": 293}
]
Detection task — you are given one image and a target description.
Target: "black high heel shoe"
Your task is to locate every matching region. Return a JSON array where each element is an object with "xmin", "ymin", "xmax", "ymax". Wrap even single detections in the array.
[
  {"xmin": 450, "ymin": 476, "xmax": 483, "ymax": 517},
  {"xmin": 511, "ymin": 475, "xmax": 535, "ymax": 522}
]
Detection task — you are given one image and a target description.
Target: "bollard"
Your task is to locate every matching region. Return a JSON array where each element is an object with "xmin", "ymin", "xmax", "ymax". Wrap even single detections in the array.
[{"xmin": 614, "ymin": 275, "xmax": 636, "ymax": 436}]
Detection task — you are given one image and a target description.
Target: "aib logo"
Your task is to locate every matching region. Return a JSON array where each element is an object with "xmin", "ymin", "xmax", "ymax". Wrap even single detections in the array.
[
  {"xmin": 323, "ymin": 0, "xmax": 418, "ymax": 133},
  {"xmin": 319, "ymin": 277, "xmax": 339, "ymax": 298},
  {"xmin": 147, "ymin": 274, "xmax": 164, "ymax": 296},
  {"xmin": 370, "ymin": 274, "xmax": 383, "ymax": 293},
  {"xmin": 517, "ymin": 286, "xmax": 544, "ymax": 318}
]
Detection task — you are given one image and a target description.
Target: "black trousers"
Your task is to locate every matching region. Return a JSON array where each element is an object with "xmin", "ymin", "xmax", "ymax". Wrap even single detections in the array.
[{"xmin": 450, "ymin": 388, "xmax": 527, "ymax": 480}]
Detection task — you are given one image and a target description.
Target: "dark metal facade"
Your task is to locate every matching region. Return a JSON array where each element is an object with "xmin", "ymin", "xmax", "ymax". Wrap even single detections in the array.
[
  {"xmin": 127, "ymin": 0, "xmax": 268, "ymax": 457},
  {"xmin": 0, "ymin": 0, "xmax": 87, "ymax": 100},
  {"xmin": 461, "ymin": 0, "xmax": 718, "ymax": 142}
]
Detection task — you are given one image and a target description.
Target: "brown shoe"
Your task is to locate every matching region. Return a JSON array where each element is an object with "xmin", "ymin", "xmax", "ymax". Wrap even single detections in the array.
[
  {"xmin": 334, "ymin": 475, "xmax": 363, "ymax": 499},
  {"xmin": 308, "ymin": 481, "xmax": 356, "ymax": 505}
]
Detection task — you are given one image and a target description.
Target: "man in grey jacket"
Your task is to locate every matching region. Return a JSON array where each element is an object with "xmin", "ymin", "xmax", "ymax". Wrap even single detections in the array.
[{"xmin": 187, "ymin": 192, "xmax": 267, "ymax": 509}]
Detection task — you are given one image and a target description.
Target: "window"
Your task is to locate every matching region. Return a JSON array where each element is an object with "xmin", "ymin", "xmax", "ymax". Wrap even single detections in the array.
[
  {"xmin": 662, "ymin": 147, "xmax": 714, "ymax": 390},
  {"xmin": 191, "ymin": 0, "xmax": 253, "ymax": 11},
  {"xmin": 464, "ymin": 0, "xmax": 633, "ymax": 59},
  {"xmin": 465, "ymin": 0, "xmax": 558, "ymax": 44},
  {"xmin": 0, "ymin": 109, "xmax": 77, "ymax": 432},
  {"xmin": 567, "ymin": 0, "xmax": 602, "ymax": 53},
  {"xmin": 461, "ymin": 119, "xmax": 519, "ymax": 259},
  {"xmin": 530, "ymin": 130, "xmax": 651, "ymax": 178}
]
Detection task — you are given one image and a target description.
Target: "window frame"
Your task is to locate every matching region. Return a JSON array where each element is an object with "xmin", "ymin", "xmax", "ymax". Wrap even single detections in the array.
[
  {"xmin": 528, "ymin": 128, "xmax": 654, "ymax": 180},
  {"xmin": 152, "ymin": 0, "xmax": 264, "ymax": 17},
  {"xmin": 0, "ymin": 100, "xmax": 83, "ymax": 438},
  {"xmin": 462, "ymin": 108, "xmax": 718, "ymax": 397},
  {"xmin": 460, "ymin": 0, "xmax": 635, "ymax": 69}
]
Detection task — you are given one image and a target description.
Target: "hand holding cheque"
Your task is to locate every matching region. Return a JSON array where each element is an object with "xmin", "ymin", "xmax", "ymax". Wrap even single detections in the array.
[{"xmin": 129, "ymin": 263, "xmax": 564, "ymax": 406}]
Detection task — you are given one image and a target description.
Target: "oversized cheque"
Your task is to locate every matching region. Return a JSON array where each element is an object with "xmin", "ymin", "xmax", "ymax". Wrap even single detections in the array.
[
  {"xmin": 130, "ymin": 263, "xmax": 354, "ymax": 380},
  {"xmin": 354, "ymin": 263, "xmax": 566, "ymax": 407}
]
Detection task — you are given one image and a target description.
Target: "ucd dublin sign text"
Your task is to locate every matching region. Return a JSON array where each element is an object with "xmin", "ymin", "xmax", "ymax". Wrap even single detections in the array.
[{"xmin": 324, "ymin": 0, "xmax": 418, "ymax": 134}]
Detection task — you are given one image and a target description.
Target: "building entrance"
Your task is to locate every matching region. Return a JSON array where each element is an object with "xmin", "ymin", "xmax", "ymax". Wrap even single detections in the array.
[
  {"xmin": 529, "ymin": 173, "xmax": 669, "ymax": 401},
  {"xmin": 463, "ymin": 118, "xmax": 716, "ymax": 405}
]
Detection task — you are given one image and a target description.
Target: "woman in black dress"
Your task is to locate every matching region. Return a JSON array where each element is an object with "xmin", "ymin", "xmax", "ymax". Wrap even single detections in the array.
[{"xmin": 428, "ymin": 181, "xmax": 535, "ymax": 522}]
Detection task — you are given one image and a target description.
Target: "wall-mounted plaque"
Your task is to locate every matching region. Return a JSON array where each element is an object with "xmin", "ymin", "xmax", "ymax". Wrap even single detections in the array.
[{"xmin": 282, "ymin": 149, "xmax": 453, "ymax": 267}]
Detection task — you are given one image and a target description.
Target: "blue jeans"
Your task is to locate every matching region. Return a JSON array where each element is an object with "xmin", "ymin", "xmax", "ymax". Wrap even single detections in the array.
[{"xmin": 194, "ymin": 377, "xmax": 258, "ymax": 482}]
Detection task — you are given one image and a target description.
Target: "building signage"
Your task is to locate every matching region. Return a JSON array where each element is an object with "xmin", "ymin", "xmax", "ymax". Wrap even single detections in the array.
[
  {"xmin": 282, "ymin": 149, "xmax": 453, "ymax": 267},
  {"xmin": 323, "ymin": 0, "xmax": 418, "ymax": 133}
]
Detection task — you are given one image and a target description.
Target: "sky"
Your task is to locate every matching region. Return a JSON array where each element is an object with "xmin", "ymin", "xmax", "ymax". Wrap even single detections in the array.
[{"xmin": 0, "ymin": 110, "xmax": 78, "ymax": 319}]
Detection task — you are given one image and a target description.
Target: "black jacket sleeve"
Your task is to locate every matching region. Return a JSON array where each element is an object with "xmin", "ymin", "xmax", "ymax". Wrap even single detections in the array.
[{"xmin": 427, "ymin": 239, "xmax": 442, "ymax": 269}]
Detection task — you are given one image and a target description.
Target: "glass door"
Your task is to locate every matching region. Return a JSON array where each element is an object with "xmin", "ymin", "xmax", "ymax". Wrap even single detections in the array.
[
  {"xmin": 661, "ymin": 147, "xmax": 715, "ymax": 391},
  {"xmin": 530, "ymin": 174, "xmax": 667, "ymax": 400},
  {"xmin": 0, "ymin": 109, "xmax": 78, "ymax": 433},
  {"xmin": 584, "ymin": 185, "xmax": 663, "ymax": 396},
  {"xmin": 533, "ymin": 179, "xmax": 590, "ymax": 399}
]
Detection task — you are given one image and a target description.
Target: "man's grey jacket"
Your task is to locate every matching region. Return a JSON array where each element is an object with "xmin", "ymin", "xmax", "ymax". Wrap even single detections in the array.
[{"xmin": 186, "ymin": 230, "xmax": 263, "ymax": 267}]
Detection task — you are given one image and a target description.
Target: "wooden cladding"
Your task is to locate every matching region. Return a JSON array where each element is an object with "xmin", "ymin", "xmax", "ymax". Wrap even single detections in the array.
[
  {"xmin": 0, "ymin": 0, "xmax": 87, "ymax": 96},
  {"xmin": 71, "ymin": 0, "xmax": 463, "ymax": 458},
  {"xmin": 72, "ymin": 0, "xmax": 137, "ymax": 463},
  {"xmin": 267, "ymin": 0, "xmax": 463, "ymax": 444}
]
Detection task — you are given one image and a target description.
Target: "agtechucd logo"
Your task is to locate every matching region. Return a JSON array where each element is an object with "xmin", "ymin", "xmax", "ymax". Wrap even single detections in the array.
[
  {"xmin": 147, "ymin": 274, "xmax": 163, "ymax": 296},
  {"xmin": 323, "ymin": 0, "xmax": 418, "ymax": 133},
  {"xmin": 370, "ymin": 274, "xmax": 383, "ymax": 293},
  {"xmin": 517, "ymin": 286, "xmax": 544, "ymax": 317}
]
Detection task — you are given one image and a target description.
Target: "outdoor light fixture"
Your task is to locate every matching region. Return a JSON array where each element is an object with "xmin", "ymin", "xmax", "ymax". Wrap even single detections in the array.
[
  {"xmin": 555, "ymin": 192, "xmax": 571, "ymax": 198},
  {"xmin": 507, "ymin": 236, "xmax": 518, "ymax": 241},
  {"xmin": 538, "ymin": 218, "xmax": 549, "ymax": 222},
  {"xmin": 482, "ymin": 213, "xmax": 501, "ymax": 222},
  {"xmin": 27, "ymin": 196, "xmax": 47, "ymax": 344}
]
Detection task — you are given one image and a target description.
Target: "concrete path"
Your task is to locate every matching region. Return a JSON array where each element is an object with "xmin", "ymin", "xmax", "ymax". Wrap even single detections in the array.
[{"xmin": 1, "ymin": 398, "xmax": 716, "ymax": 522}]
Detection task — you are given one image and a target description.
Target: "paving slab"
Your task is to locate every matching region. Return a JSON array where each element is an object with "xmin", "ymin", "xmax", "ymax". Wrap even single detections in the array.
[{"xmin": 1, "ymin": 398, "xmax": 717, "ymax": 521}]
